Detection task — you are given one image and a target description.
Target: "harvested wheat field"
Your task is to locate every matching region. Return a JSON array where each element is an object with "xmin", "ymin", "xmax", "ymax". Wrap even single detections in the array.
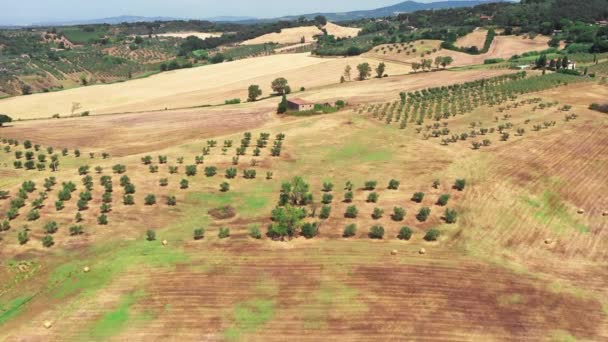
[
  {"xmin": 242, "ymin": 26, "xmax": 323, "ymax": 45},
  {"xmin": 455, "ymin": 28, "xmax": 489, "ymax": 48},
  {"xmin": 154, "ymin": 32, "xmax": 222, "ymax": 39},
  {"xmin": 0, "ymin": 53, "xmax": 411, "ymax": 119},
  {"xmin": 242, "ymin": 22, "xmax": 360, "ymax": 45},
  {"xmin": 324, "ymin": 22, "xmax": 361, "ymax": 38},
  {"xmin": 1, "ymin": 79, "xmax": 607, "ymax": 340},
  {"xmin": 365, "ymin": 35, "xmax": 551, "ymax": 67}
]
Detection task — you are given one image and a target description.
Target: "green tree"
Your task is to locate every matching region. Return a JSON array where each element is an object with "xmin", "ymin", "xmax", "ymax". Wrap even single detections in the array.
[
  {"xmin": 248, "ymin": 85, "xmax": 262, "ymax": 102},
  {"xmin": 375, "ymin": 62, "xmax": 386, "ymax": 78},
  {"xmin": 444, "ymin": 208, "xmax": 458, "ymax": 223},
  {"xmin": 277, "ymin": 94, "xmax": 288, "ymax": 114},
  {"xmin": 369, "ymin": 225, "xmax": 385, "ymax": 239},
  {"xmin": 398, "ymin": 227, "xmax": 413, "ymax": 240},
  {"xmin": 249, "ymin": 225, "xmax": 262, "ymax": 239},
  {"xmin": 412, "ymin": 192, "xmax": 425, "ymax": 203},
  {"xmin": 42, "ymin": 235, "xmax": 54, "ymax": 248},
  {"xmin": 146, "ymin": 230, "xmax": 156, "ymax": 241},
  {"xmin": 424, "ymin": 228, "xmax": 440, "ymax": 241},
  {"xmin": 301, "ymin": 222, "xmax": 319, "ymax": 239},
  {"xmin": 392, "ymin": 207, "xmax": 406, "ymax": 221},
  {"xmin": 271, "ymin": 77, "xmax": 289, "ymax": 95},
  {"xmin": 268, "ymin": 205, "xmax": 307, "ymax": 240},
  {"xmin": 44, "ymin": 221, "xmax": 58, "ymax": 234},
  {"xmin": 357, "ymin": 63, "xmax": 372, "ymax": 80},
  {"xmin": 218, "ymin": 227, "xmax": 230, "ymax": 239},
  {"xmin": 437, "ymin": 194, "xmax": 451, "ymax": 206},
  {"xmin": 193, "ymin": 228, "xmax": 205, "ymax": 240},
  {"xmin": 343, "ymin": 224, "xmax": 357, "ymax": 238},
  {"xmin": 0, "ymin": 114, "xmax": 12, "ymax": 127},
  {"xmin": 319, "ymin": 205, "xmax": 331, "ymax": 219},
  {"xmin": 345, "ymin": 205, "xmax": 358, "ymax": 218},
  {"xmin": 145, "ymin": 194, "xmax": 156, "ymax": 205},
  {"xmin": 416, "ymin": 207, "xmax": 431, "ymax": 222},
  {"xmin": 18, "ymin": 230, "xmax": 29, "ymax": 245},
  {"xmin": 454, "ymin": 179, "xmax": 466, "ymax": 191}
]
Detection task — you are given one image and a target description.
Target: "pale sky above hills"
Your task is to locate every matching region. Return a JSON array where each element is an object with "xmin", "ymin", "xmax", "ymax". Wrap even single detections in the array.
[{"xmin": 1, "ymin": 0, "xmax": 443, "ymax": 25}]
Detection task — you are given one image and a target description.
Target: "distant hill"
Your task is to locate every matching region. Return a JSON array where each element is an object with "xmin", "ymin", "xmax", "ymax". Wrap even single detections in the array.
[
  {"xmin": 31, "ymin": 15, "xmax": 256, "ymax": 26},
  {"xmin": 276, "ymin": 0, "xmax": 510, "ymax": 22}
]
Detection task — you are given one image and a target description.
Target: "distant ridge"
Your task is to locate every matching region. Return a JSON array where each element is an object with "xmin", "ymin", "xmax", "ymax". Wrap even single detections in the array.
[
  {"xmin": 275, "ymin": 0, "xmax": 509, "ymax": 22},
  {"xmin": 16, "ymin": 0, "xmax": 509, "ymax": 27}
]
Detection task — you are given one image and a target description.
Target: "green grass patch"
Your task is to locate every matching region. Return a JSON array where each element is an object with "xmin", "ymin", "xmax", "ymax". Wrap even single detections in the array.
[
  {"xmin": 325, "ymin": 141, "xmax": 392, "ymax": 165},
  {"xmin": 49, "ymin": 241, "xmax": 188, "ymax": 300},
  {"xmin": 88, "ymin": 290, "xmax": 149, "ymax": 340},
  {"xmin": 224, "ymin": 299, "xmax": 276, "ymax": 341},
  {"xmin": 186, "ymin": 184, "xmax": 273, "ymax": 218},
  {"xmin": 521, "ymin": 191, "xmax": 590, "ymax": 234},
  {"xmin": 0, "ymin": 295, "xmax": 33, "ymax": 326},
  {"xmin": 550, "ymin": 330, "xmax": 579, "ymax": 342}
]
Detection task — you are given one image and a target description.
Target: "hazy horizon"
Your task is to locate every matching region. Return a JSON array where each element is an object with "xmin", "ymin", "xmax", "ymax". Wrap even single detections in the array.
[{"xmin": 1, "ymin": 0, "xmax": 451, "ymax": 25}]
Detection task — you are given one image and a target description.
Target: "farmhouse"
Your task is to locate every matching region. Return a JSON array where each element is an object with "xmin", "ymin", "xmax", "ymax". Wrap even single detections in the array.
[{"xmin": 287, "ymin": 98, "xmax": 315, "ymax": 111}]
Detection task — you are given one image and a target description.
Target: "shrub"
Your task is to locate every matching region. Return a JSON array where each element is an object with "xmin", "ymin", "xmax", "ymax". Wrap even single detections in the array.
[
  {"xmin": 225, "ymin": 167, "xmax": 237, "ymax": 179},
  {"xmin": 220, "ymin": 182, "xmax": 230, "ymax": 192},
  {"xmin": 322, "ymin": 182, "xmax": 334, "ymax": 192},
  {"xmin": 112, "ymin": 164, "xmax": 126, "ymax": 174},
  {"xmin": 372, "ymin": 207, "xmax": 384, "ymax": 219},
  {"xmin": 75, "ymin": 212, "xmax": 83, "ymax": 222},
  {"xmin": 345, "ymin": 205, "xmax": 358, "ymax": 218},
  {"xmin": 249, "ymin": 225, "xmax": 262, "ymax": 239},
  {"xmin": 416, "ymin": 207, "xmax": 431, "ymax": 222},
  {"xmin": 18, "ymin": 230, "xmax": 29, "ymax": 245},
  {"xmin": 146, "ymin": 230, "xmax": 156, "ymax": 241},
  {"xmin": 185, "ymin": 165, "xmax": 197, "ymax": 176},
  {"xmin": 0, "ymin": 220, "xmax": 10, "ymax": 232},
  {"xmin": 398, "ymin": 227, "xmax": 413, "ymax": 240},
  {"xmin": 412, "ymin": 192, "xmax": 425, "ymax": 203},
  {"xmin": 124, "ymin": 183, "xmax": 136, "ymax": 194},
  {"xmin": 98, "ymin": 214, "xmax": 108, "ymax": 225},
  {"xmin": 322, "ymin": 193, "xmax": 333, "ymax": 204},
  {"xmin": 301, "ymin": 222, "xmax": 319, "ymax": 239},
  {"xmin": 392, "ymin": 207, "xmax": 406, "ymax": 221},
  {"xmin": 27, "ymin": 209, "xmax": 40, "ymax": 221},
  {"xmin": 193, "ymin": 228, "xmax": 205, "ymax": 240},
  {"xmin": 319, "ymin": 205, "xmax": 331, "ymax": 219},
  {"xmin": 388, "ymin": 179, "xmax": 400, "ymax": 190},
  {"xmin": 424, "ymin": 228, "xmax": 440, "ymax": 241},
  {"xmin": 55, "ymin": 200, "xmax": 64, "ymax": 211},
  {"xmin": 180, "ymin": 179, "xmax": 189, "ymax": 189},
  {"xmin": 44, "ymin": 221, "xmax": 58, "ymax": 234},
  {"xmin": 218, "ymin": 227, "xmax": 230, "ymax": 239},
  {"xmin": 367, "ymin": 192, "xmax": 379, "ymax": 203},
  {"xmin": 204, "ymin": 166, "xmax": 217, "ymax": 177},
  {"xmin": 145, "ymin": 194, "xmax": 156, "ymax": 205},
  {"xmin": 369, "ymin": 225, "xmax": 385, "ymax": 239},
  {"xmin": 437, "ymin": 194, "xmax": 451, "ymax": 206},
  {"xmin": 444, "ymin": 208, "xmax": 458, "ymax": 223},
  {"xmin": 344, "ymin": 191, "xmax": 354, "ymax": 203},
  {"xmin": 454, "ymin": 179, "xmax": 466, "ymax": 191},
  {"xmin": 100, "ymin": 203, "xmax": 111, "ymax": 213},
  {"xmin": 364, "ymin": 181, "xmax": 377, "ymax": 190},
  {"xmin": 123, "ymin": 194, "xmax": 135, "ymax": 205},
  {"xmin": 69, "ymin": 225, "xmax": 84, "ymax": 236},
  {"xmin": 42, "ymin": 235, "xmax": 54, "ymax": 248},
  {"xmin": 343, "ymin": 224, "xmax": 357, "ymax": 238},
  {"xmin": 166, "ymin": 196, "xmax": 177, "ymax": 206}
]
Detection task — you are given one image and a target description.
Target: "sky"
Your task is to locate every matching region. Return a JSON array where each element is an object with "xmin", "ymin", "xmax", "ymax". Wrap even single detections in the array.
[{"xmin": 0, "ymin": 0, "xmax": 440, "ymax": 25}]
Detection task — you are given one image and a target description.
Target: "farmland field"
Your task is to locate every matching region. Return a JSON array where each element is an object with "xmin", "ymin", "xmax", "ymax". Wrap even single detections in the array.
[{"xmin": 2, "ymin": 0, "xmax": 608, "ymax": 340}]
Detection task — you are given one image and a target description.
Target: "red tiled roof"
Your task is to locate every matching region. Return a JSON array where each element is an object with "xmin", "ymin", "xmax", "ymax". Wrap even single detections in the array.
[{"xmin": 288, "ymin": 98, "xmax": 314, "ymax": 105}]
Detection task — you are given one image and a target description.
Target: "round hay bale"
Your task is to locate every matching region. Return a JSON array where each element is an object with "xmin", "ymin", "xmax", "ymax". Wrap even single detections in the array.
[
  {"xmin": 603, "ymin": 211, "xmax": 608, "ymax": 217},
  {"xmin": 43, "ymin": 321, "xmax": 53, "ymax": 329},
  {"xmin": 391, "ymin": 249, "xmax": 398, "ymax": 256},
  {"xmin": 577, "ymin": 208, "xmax": 585, "ymax": 214},
  {"xmin": 162, "ymin": 240, "xmax": 168, "ymax": 246},
  {"xmin": 544, "ymin": 238, "xmax": 552, "ymax": 245},
  {"xmin": 419, "ymin": 248, "xmax": 426, "ymax": 255},
  {"xmin": 83, "ymin": 266, "xmax": 90, "ymax": 273}
]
